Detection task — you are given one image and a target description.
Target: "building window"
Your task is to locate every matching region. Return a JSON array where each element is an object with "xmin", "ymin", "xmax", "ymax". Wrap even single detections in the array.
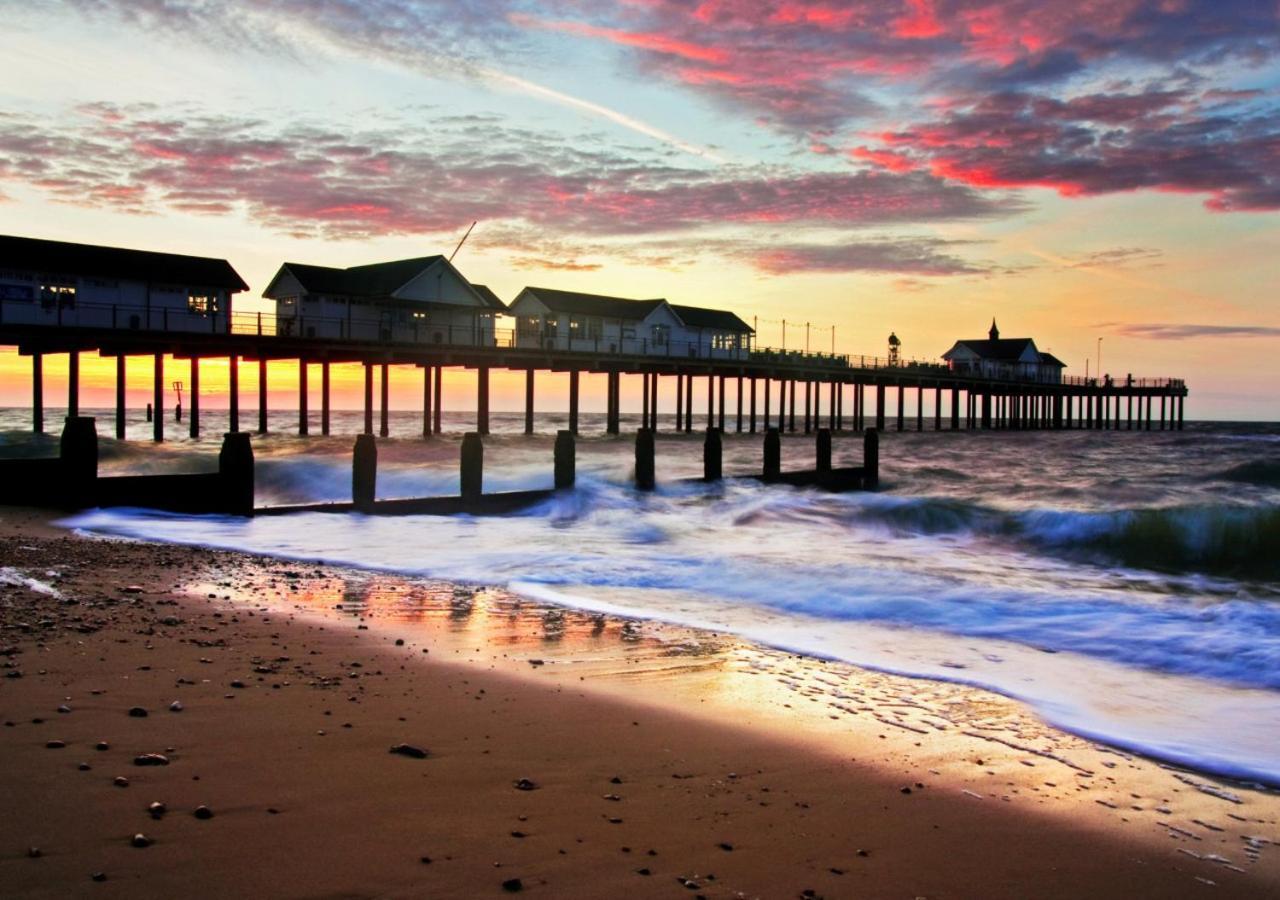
[
  {"xmin": 188, "ymin": 292, "xmax": 219, "ymax": 316},
  {"xmin": 543, "ymin": 316, "xmax": 558, "ymax": 336},
  {"xmin": 39, "ymin": 281, "xmax": 76, "ymax": 310},
  {"xmin": 412, "ymin": 311, "xmax": 429, "ymax": 320},
  {"xmin": 622, "ymin": 325, "xmax": 636, "ymax": 339},
  {"xmin": 519, "ymin": 315, "xmax": 540, "ymax": 333},
  {"xmin": 651, "ymin": 324, "xmax": 669, "ymax": 346},
  {"xmin": 713, "ymin": 333, "xmax": 740, "ymax": 350},
  {"xmin": 0, "ymin": 284, "xmax": 33, "ymax": 301},
  {"xmin": 587, "ymin": 317, "xmax": 603, "ymax": 340},
  {"xmin": 569, "ymin": 316, "xmax": 583, "ymax": 335}
]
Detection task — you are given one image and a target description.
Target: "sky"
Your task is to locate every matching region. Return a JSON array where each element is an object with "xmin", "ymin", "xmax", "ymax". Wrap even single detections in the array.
[{"xmin": 0, "ymin": 0, "xmax": 1277, "ymax": 419}]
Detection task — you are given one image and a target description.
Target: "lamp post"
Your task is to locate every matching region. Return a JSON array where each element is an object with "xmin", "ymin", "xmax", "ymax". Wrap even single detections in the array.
[{"xmin": 1096, "ymin": 337, "xmax": 1103, "ymax": 379}]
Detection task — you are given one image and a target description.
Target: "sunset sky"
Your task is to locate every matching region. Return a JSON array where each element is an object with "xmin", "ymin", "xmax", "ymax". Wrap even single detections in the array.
[{"xmin": 1, "ymin": 1, "xmax": 1277, "ymax": 419}]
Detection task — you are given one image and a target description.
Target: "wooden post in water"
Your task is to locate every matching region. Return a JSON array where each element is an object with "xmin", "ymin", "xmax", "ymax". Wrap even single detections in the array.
[
  {"xmin": 635, "ymin": 428, "xmax": 655, "ymax": 490},
  {"xmin": 569, "ymin": 370, "xmax": 580, "ymax": 435},
  {"xmin": 675, "ymin": 374, "xmax": 684, "ymax": 431},
  {"xmin": 432, "ymin": 365, "xmax": 442, "ymax": 435},
  {"xmin": 816, "ymin": 427, "xmax": 832, "ymax": 473},
  {"xmin": 649, "ymin": 372, "xmax": 658, "ymax": 431},
  {"xmin": 829, "ymin": 381, "xmax": 837, "ymax": 429},
  {"xmin": 115, "ymin": 355, "xmax": 126, "ymax": 440},
  {"xmin": 60, "ymin": 416, "xmax": 98, "ymax": 509},
  {"xmin": 460, "ymin": 432, "xmax": 483, "ymax": 502},
  {"xmin": 524, "ymin": 368, "xmax": 534, "ymax": 435},
  {"xmin": 704, "ymin": 426, "xmax": 722, "ymax": 482},
  {"xmin": 32, "ymin": 352, "xmax": 44, "ymax": 434},
  {"xmin": 749, "ymin": 377, "xmax": 757, "ymax": 433},
  {"xmin": 686, "ymin": 374, "xmax": 694, "ymax": 433},
  {"xmin": 379, "ymin": 363, "xmax": 390, "ymax": 438},
  {"xmin": 763, "ymin": 427, "xmax": 781, "ymax": 482},
  {"xmin": 707, "ymin": 374, "xmax": 715, "ymax": 428},
  {"xmin": 219, "ymin": 432, "xmax": 254, "ymax": 517},
  {"xmin": 1145, "ymin": 395, "xmax": 1152, "ymax": 430},
  {"xmin": 257, "ymin": 357, "xmax": 267, "ymax": 436},
  {"xmin": 554, "ymin": 429, "xmax": 575, "ymax": 489},
  {"xmin": 477, "ymin": 366, "xmax": 490, "ymax": 435},
  {"xmin": 863, "ymin": 427, "xmax": 879, "ymax": 489},
  {"xmin": 875, "ymin": 384, "xmax": 886, "ymax": 431},
  {"xmin": 762, "ymin": 377, "xmax": 770, "ymax": 429},
  {"xmin": 916, "ymin": 385, "xmax": 923, "ymax": 431},
  {"xmin": 422, "ymin": 365, "xmax": 432, "ymax": 438},
  {"xmin": 950, "ymin": 387, "xmax": 959, "ymax": 430},
  {"xmin": 363, "ymin": 363, "xmax": 373, "ymax": 435},
  {"xmin": 352, "ymin": 433, "xmax": 376, "ymax": 513},
  {"xmin": 190, "ymin": 357, "xmax": 201, "ymax": 439},
  {"xmin": 67, "ymin": 350, "xmax": 80, "ymax": 417},
  {"xmin": 803, "ymin": 381, "xmax": 812, "ymax": 434},
  {"xmin": 718, "ymin": 375, "xmax": 726, "ymax": 432},
  {"xmin": 896, "ymin": 384, "xmax": 905, "ymax": 432},
  {"xmin": 321, "ymin": 361, "xmax": 331, "ymax": 436},
  {"xmin": 296, "ymin": 359, "xmax": 306, "ymax": 436},
  {"xmin": 153, "ymin": 353, "xmax": 164, "ymax": 443},
  {"xmin": 228, "ymin": 355, "xmax": 239, "ymax": 434},
  {"xmin": 1177, "ymin": 395, "xmax": 1185, "ymax": 430},
  {"xmin": 737, "ymin": 376, "xmax": 745, "ymax": 433},
  {"xmin": 788, "ymin": 380, "xmax": 797, "ymax": 433}
]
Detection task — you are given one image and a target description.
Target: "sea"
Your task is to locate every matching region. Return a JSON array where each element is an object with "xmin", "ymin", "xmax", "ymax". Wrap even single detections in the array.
[{"xmin": 4, "ymin": 406, "xmax": 1278, "ymax": 787}]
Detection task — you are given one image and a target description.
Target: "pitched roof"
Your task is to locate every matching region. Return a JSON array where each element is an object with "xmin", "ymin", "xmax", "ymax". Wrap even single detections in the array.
[
  {"xmin": 283, "ymin": 256, "xmax": 445, "ymax": 298},
  {"xmin": 943, "ymin": 337, "xmax": 1037, "ymax": 362},
  {"xmin": 469, "ymin": 283, "xmax": 508, "ymax": 311},
  {"xmin": 518, "ymin": 287, "xmax": 667, "ymax": 320},
  {"xmin": 0, "ymin": 234, "xmax": 248, "ymax": 292},
  {"xmin": 670, "ymin": 304, "xmax": 753, "ymax": 333},
  {"xmin": 1038, "ymin": 352, "xmax": 1067, "ymax": 368}
]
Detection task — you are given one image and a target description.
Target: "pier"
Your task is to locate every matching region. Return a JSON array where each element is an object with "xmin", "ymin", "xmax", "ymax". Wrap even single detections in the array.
[{"xmin": 0, "ymin": 307, "xmax": 1187, "ymax": 443}]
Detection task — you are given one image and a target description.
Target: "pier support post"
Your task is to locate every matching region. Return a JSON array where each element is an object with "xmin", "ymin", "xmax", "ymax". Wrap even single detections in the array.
[
  {"xmin": 569, "ymin": 370, "xmax": 580, "ymax": 435},
  {"xmin": 788, "ymin": 380, "xmax": 796, "ymax": 433},
  {"xmin": 676, "ymin": 374, "xmax": 684, "ymax": 431},
  {"xmin": 257, "ymin": 358, "xmax": 268, "ymax": 435},
  {"xmin": 749, "ymin": 378, "xmax": 757, "ymax": 433},
  {"xmin": 896, "ymin": 384, "xmax": 905, "ymax": 432},
  {"xmin": 380, "ymin": 363, "xmax": 390, "ymax": 438},
  {"xmin": 650, "ymin": 372, "xmax": 658, "ymax": 431},
  {"xmin": 635, "ymin": 428, "xmax": 655, "ymax": 490},
  {"xmin": 353, "ymin": 433, "xmax": 377, "ymax": 513},
  {"xmin": 736, "ymin": 376, "xmax": 744, "ymax": 432},
  {"xmin": 829, "ymin": 381, "xmax": 837, "ymax": 429},
  {"xmin": 321, "ymin": 361, "xmax": 331, "ymax": 436},
  {"xmin": 719, "ymin": 375, "xmax": 726, "ymax": 432},
  {"xmin": 640, "ymin": 373, "xmax": 649, "ymax": 433},
  {"xmin": 707, "ymin": 375, "xmax": 715, "ymax": 428},
  {"xmin": 982, "ymin": 391, "xmax": 992, "ymax": 429},
  {"xmin": 32, "ymin": 352, "xmax": 44, "ymax": 434},
  {"xmin": 1127, "ymin": 395, "xmax": 1133, "ymax": 431},
  {"xmin": 190, "ymin": 357, "xmax": 201, "ymax": 439},
  {"xmin": 686, "ymin": 375, "xmax": 694, "ymax": 433},
  {"xmin": 816, "ymin": 427, "xmax": 832, "ymax": 474},
  {"xmin": 703, "ymin": 426, "xmax": 722, "ymax": 482},
  {"xmin": 153, "ymin": 353, "xmax": 164, "ymax": 443},
  {"xmin": 477, "ymin": 366, "xmax": 490, "ymax": 435},
  {"xmin": 297, "ymin": 359, "xmax": 307, "ymax": 436},
  {"xmin": 863, "ymin": 427, "xmax": 879, "ymax": 490},
  {"xmin": 229, "ymin": 355, "xmax": 239, "ymax": 433},
  {"xmin": 60, "ymin": 416, "xmax": 98, "ymax": 508},
  {"xmin": 524, "ymin": 368, "xmax": 534, "ymax": 435},
  {"xmin": 1177, "ymin": 395, "xmax": 1184, "ymax": 430},
  {"xmin": 363, "ymin": 363, "xmax": 374, "ymax": 435},
  {"xmin": 950, "ymin": 387, "xmax": 959, "ymax": 430},
  {"xmin": 1145, "ymin": 395, "xmax": 1152, "ymax": 430},
  {"xmin": 461, "ymin": 432, "xmax": 483, "ymax": 502},
  {"xmin": 422, "ymin": 365, "xmax": 433, "ymax": 438},
  {"xmin": 803, "ymin": 381, "xmax": 812, "ymax": 434},
  {"xmin": 875, "ymin": 384, "xmax": 886, "ymax": 431},
  {"xmin": 916, "ymin": 385, "xmax": 923, "ymax": 431},
  {"xmin": 115, "ymin": 355, "xmax": 126, "ymax": 440},
  {"xmin": 219, "ymin": 432, "xmax": 254, "ymax": 517},
  {"xmin": 762, "ymin": 377, "xmax": 770, "ymax": 428},
  {"xmin": 554, "ymin": 429, "xmax": 575, "ymax": 489},
  {"xmin": 763, "ymin": 427, "xmax": 781, "ymax": 482},
  {"xmin": 67, "ymin": 350, "xmax": 80, "ymax": 417},
  {"xmin": 433, "ymin": 365, "xmax": 442, "ymax": 435}
]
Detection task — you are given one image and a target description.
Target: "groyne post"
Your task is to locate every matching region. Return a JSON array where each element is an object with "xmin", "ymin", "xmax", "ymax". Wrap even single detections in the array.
[
  {"xmin": 32, "ymin": 352, "xmax": 44, "ymax": 434},
  {"xmin": 524, "ymin": 368, "xmax": 534, "ymax": 435},
  {"xmin": 67, "ymin": 350, "xmax": 80, "ymax": 417},
  {"xmin": 635, "ymin": 428, "xmax": 655, "ymax": 491},
  {"xmin": 554, "ymin": 429, "xmax": 575, "ymax": 489},
  {"xmin": 297, "ymin": 359, "xmax": 307, "ymax": 436},
  {"xmin": 190, "ymin": 357, "xmax": 201, "ymax": 439},
  {"xmin": 353, "ymin": 433, "xmax": 377, "ymax": 513},
  {"xmin": 60, "ymin": 416, "xmax": 98, "ymax": 508},
  {"xmin": 863, "ymin": 427, "xmax": 879, "ymax": 490},
  {"xmin": 816, "ymin": 427, "xmax": 832, "ymax": 473},
  {"xmin": 461, "ymin": 432, "xmax": 483, "ymax": 502},
  {"xmin": 115, "ymin": 355, "xmax": 126, "ymax": 440},
  {"xmin": 228, "ymin": 355, "xmax": 239, "ymax": 433},
  {"xmin": 763, "ymin": 427, "xmax": 781, "ymax": 482},
  {"xmin": 153, "ymin": 353, "xmax": 164, "ymax": 443},
  {"xmin": 257, "ymin": 357, "xmax": 267, "ymax": 435},
  {"xmin": 218, "ymin": 432, "xmax": 254, "ymax": 517},
  {"xmin": 704, "ymin": 426, "xmax": 722, "ymax": 482}
]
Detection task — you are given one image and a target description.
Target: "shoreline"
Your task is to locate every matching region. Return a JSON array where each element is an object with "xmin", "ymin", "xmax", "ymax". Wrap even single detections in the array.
[{"xmin": 2, "ymin": 510, "xmax": 1277, "ymax": 897}]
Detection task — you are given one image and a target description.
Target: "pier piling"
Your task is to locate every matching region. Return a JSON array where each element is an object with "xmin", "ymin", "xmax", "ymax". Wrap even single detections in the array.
[
  {"xmin": 321, "ymin": 361, "xmax": 330, "ymax": 436},
  {"xmin": 353, "ymin": 433, "xmax": 377, "ymax": 513},
  {"xmin": 763, "ymin": 427, "xmax": 781, "ymax": 482},
  {"xmin": 635, "ymin": 428, "xmax": 655, "ymax": 491},
  {"xmin": 297, "ymin": 359, "xmax": 306, "ymax": 436},
  {"xmin": 704, "ymin": 426, "xmax": 722, "ymax": 482},
  {"xmin": 863, "ymin": 428, "xmax": 880, "ymax": 489},
  {"xmin": 60, "ymin": 416, "xmax": 98, "ymax": 507},
  {"xmin": 229, "ymin": 355, "xmax": 239, "ymax": 433},
  {"xmin": 461, "ymin": 432, "xmax": 483, "ymax": 502},
  {"xmin": 380, "ymin": 363, "xmax": 390, "ymax": 438},
  {"xmin": 257, "ymin": 357, "xmax": 267, "ymax": 435},
  {"xmin": 554, "ymin": 429, "xmax": 575, "ymax": 489},
  {"xmin": 524, "ymin": 368, "xmax": 534, "ymax": 435},
  {"xmin": 190, "ymin": 357, "xmax": 201, "ymax": 439},
  {"xmin": 219, "ymin": 432, "xmax": 255, "ymax": 517},
  {"xmin": 115, "ymin": 356, "xmax": 126, "ymax": 439},
  {"xmin": 569, "ymin": 370, "xmax": 580, "ymax": 435},
  {"xmin": 363, "ymin": 363, "xmax": 373, "ymax": 434},
  {"xmin": 32, "ymin": 352, "xmax": 43, "ymax": 434},
  {"xmin": 153, "ymin": 354, "xmax": 164, "ymax": 443},
  {"xmin": 477, "ymin": 366, "xmax": 490, "ymax": 435},
  {"xmin": 816, "ymin": 427, "xmax": 832, "ymax": 473},
  {"xmin": 67, "ymin": 350, "xmax": 79, "ymax": 417}
]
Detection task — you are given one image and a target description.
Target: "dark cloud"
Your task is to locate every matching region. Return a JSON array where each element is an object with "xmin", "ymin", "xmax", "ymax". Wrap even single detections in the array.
[{"xmin": 1112, "ymin": 323, "xmax": 1280, "ymax": 339}]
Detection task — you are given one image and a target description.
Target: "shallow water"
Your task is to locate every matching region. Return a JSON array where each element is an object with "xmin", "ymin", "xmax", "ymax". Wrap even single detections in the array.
[{"xmin": 9, "ymin": 407, "xmax": 1279, "ymax": 785}]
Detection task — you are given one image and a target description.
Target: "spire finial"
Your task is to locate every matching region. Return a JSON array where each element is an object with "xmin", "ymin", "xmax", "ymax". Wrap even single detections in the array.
[{"xmin": 989, "ymin": 318, "xmax": 999, "ymax": 341}]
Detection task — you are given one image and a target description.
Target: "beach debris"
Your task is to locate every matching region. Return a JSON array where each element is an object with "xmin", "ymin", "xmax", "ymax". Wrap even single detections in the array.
[
  {"xmin": 113, "ymin": 776, "xmax": 130, "ymax": 788},
  {"xmin": 45, "ymin": 739, "xmax": 66, "ymax": 749},
  {"xmin": 194, "ymin": 805, "xmax": 214, "ymax": 820},
  {"xmin": 513, "ymin": 778, "xmax": 538, "ymax": 791},
  {"xmin": 389, "ymin": 743, "xmax": 429, "ymax": 759},
  {"xmin": 168, "ymin": 700, "xmax": 183, "ymax": 712},
  {"xmin": 718, "ymin": 842, "xmax": 734, "ymax": 851},
  {"xmin": 127, "ymin": 707, "xmax": 148, "ymax": 718},
  {"xmin": 133, "ymin": 753, "xmax": 170, "ymax": 766},
  {"xmin": 27, "ymin": 846, "xmax": 41, "ymax": 858},
  {"xmin": 130, "ymin": 833, "xmax": 152, "ymax": 848},
  {"xmin": 57, "ymin": 704, "xmax": 71, "ymax": 714},
  {"xmin": 95, "ymin": 741, "xmax": 109, "ymax": 751},
  {"xmin": 91, "ymin": 872, "xmax": 107, "ymax": 882},
  {"xmin": 501, "ymin": 878, "xmax": 524, "ymax": 892},
  {"xmin": 148, "ymin": 802, "xmax": 166, "ymax": 819}
]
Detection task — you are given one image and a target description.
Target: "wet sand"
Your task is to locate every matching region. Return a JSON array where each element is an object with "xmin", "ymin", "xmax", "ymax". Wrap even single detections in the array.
[{"xmin": 1, "ymin": 510, "xmax": 1277, "ymax": 898}]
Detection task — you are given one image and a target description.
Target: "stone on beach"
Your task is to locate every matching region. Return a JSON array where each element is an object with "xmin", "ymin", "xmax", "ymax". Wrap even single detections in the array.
[
  {"xmin": 133, "ymin": 753, "xmax": 169, "ymax": 766},
  {"xmin": 130, "ymin": 833, "xmax": 152, "ymax": 848},
  {"xmin": 127, "ymin": 707, "xmax": 148, "ymax": 718},
  {"xmin": 389, "ymin": 743, "xmax": 428, "ymax": 759}
]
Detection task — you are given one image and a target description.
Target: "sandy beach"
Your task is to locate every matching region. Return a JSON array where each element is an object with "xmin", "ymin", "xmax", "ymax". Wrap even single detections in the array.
[{"xmin": 1, "ymin": 509, "xmax": 1277, "ymax": 899}]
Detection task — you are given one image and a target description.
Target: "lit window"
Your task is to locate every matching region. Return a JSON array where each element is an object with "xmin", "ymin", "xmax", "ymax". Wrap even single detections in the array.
[
  {"xmin": 569, "ymin": 316, "xmax": 583, "ymax": 333},
  {"xmin": 40, "ymin": 281, "xmax": 76, "ymax": 309},
  {"xmin": 651, "ymin": 324, "xmax": 669, "ymax": 346},
  {"xmin": 188, "ymin": 292, "xmax": 218, "ymax": 316}
]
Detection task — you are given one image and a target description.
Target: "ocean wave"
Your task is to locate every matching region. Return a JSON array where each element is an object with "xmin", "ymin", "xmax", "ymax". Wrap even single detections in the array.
[{"xmin": 1217, "ymin": 460, "xmax": 1280, "ymax": 488}]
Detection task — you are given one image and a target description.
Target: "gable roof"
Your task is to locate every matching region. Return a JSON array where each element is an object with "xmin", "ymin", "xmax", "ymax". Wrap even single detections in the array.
[
  {"xmin": 277, "ymin": 256, "xmax": 445, "ymax": 298},
  {"xmin": 943, "ymin": 337, "xmax": 1038, "ymax": 362},
  {"xmin": 516, "ymin": 287, "xmax": 667, "ymax": 320},
  {"xmin": 1038, "ymin": 352, "xmax": 1067, "ymax": 368},
  {"xmin": 0, "ymin": 234, "xmax": 248, "ymax": 292},
  {"xmin": 469, "ymin": 283, "xmax": 507, "ymax": 312},
  {"xmin": 670, "ymin": 304, "xmax": 753, "ymax": 333}
]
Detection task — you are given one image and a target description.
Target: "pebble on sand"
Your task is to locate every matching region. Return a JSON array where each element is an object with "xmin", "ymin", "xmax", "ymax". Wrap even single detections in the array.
[
  {"xmin": 130, "ymin": 833, "xmax": 152, "ymax": 848},
  {"xmin": 513, "ymin": 778, "xmax": 538, "ymax": 791},
  {"xmin": 194, "ymin": 805, "xmax": 214, "ymax": 820},
  {"xmin": 169, "ymin": 701, "xmax": 184, "ymax": 712},
  {"xmin": 45, "ymin": 740, "xmax": 66, "ymax": 749},
  {"xmin": 133, "ymin": 753, "xmax": 170, "ymax": 766},
  {"xmin": 389, "ymin": 744, "xmax": 429, "ymax": 759},
  {"xmin": 501, "ymin": 878, "xmax": 524, "ymax": 892},
  {"xmin": 127, "ymin": 707, "xmax": 148, "ymax": 718},
  {"xmin": 148, "ymin": 802, "xmax": 167, "ymax": 819}
]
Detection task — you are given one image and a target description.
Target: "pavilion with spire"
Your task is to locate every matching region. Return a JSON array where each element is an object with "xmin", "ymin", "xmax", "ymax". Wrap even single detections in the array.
[{"xmin": 941, "ymin": 319, "xmax": 1066, "ymax": 383}]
